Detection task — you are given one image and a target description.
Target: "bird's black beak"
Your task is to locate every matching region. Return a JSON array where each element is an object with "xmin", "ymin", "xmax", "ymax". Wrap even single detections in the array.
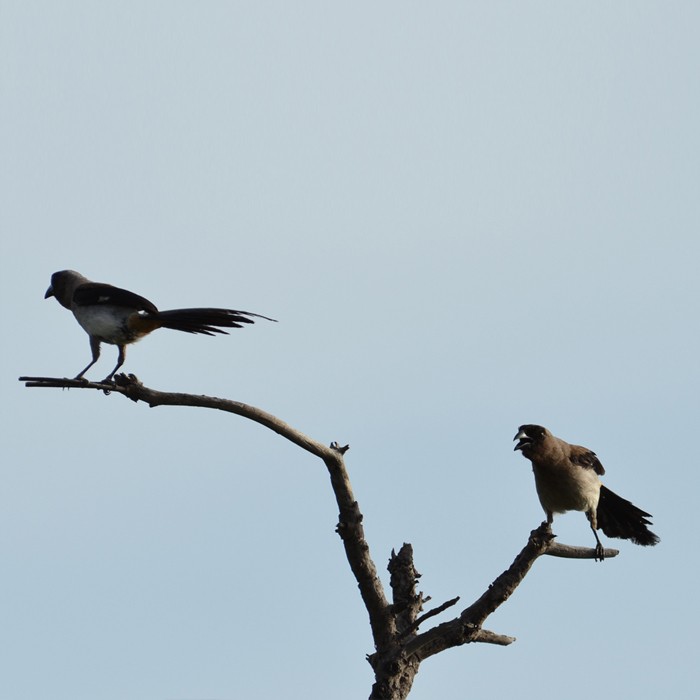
[
  {"xmin": 513, "ymin": 429, "xmax": 529, "ymax": 451},
  {"xmin": 44, "ymin": 285, "xmax": 54, "ymax": 299}
]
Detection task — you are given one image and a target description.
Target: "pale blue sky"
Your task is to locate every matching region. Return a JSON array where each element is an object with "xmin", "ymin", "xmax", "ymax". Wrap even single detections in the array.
[{"xmin": 2, "ymin": 2, "xmax": 698, "ymax": 699}]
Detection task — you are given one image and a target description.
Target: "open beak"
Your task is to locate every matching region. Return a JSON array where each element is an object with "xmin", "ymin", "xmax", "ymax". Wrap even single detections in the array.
[{"xmin": 513, "ymin": 429, "xmax": 529, "ymax": 451}]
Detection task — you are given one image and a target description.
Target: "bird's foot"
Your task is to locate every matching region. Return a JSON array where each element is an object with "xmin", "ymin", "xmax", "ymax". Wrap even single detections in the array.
[
  {"xmin": 94, "ymin": 375, "xmax": 116, "ymax": 395},
  {"xmin": 530, "ymin": 521, "xmax": 556, "ymax": 549},
  {"xmin": 113, "ymin": 372, "xmax": 141, "ymax": 386},
  {"xmin": 595, "ymin": 543, "xmax": 605, "ymax": 562}
]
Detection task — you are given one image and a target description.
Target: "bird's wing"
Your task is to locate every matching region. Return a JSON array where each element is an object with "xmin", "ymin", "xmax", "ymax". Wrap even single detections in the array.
[
  {"xmin": 72, "ymin": 282, "xmax": 159, "ymax": 314},
  {"xmin": 568, "ymin": 444, "xmax": 605, "ymax": 476}
]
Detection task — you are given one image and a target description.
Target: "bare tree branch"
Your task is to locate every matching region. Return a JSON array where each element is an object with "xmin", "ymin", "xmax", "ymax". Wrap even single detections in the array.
[
  {"xmin": 388, "ymin": 544, "xmax": 423, "ymax": 635},
  {"xmin": 19, "ymin": 375, "xmax": 395, "ymax": 651},
  {"xmin": 546, "ymin": 542, "xmax": 619, "ymax": 559},
  {"xmin": 403, "ymin": 522, "xmax": 555, "ymax": 662},
  {"xmin": 19, "ymin": 374, "xmax": 622, "ymax": 700},
  {"xmin": 326, "ymin": 443, "xmax": 396, "ymax": 651},
  {"xmin": 471, "ymin": 629, "xmax": 516, "ymax": 646}
]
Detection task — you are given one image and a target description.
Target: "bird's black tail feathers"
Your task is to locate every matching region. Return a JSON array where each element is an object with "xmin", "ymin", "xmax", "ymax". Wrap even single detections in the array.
[
  {"xmin": 596, "ymin": 485, "xmax": 659, "ymax": 546},
  {"xmin": 156, "ymin": 308, "xmax": 276, "ymax": 336}
]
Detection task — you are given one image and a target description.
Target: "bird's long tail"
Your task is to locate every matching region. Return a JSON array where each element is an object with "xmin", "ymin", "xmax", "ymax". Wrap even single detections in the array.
[
  {"xmin": 155, "ymin": 308, "xmax": 276, "ymax": 335},
  {"xmin": 596, "ymin": 485, "xmax": 659, "ymax": 546}
]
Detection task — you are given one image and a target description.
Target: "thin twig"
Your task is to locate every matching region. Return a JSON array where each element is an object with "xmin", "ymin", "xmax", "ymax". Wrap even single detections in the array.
[{"xmin": 399, "ymin": 596, "xmax": 460, "ymax": 639}]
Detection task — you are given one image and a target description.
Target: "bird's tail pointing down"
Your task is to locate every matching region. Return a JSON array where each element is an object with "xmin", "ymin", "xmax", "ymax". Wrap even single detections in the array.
[{"xmin": 596, "ymin": 485, "xmax": 659, "ymax": 546}]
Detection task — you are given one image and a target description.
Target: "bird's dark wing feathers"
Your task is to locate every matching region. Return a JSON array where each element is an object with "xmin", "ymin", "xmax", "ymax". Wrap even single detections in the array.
[
  {"xmin": 569, "ymin": 444, "xmax": 606, "ymax": 475},
  {"xmin": 73, "ymin": 283, "xmax": 159, "ymax": 314}
]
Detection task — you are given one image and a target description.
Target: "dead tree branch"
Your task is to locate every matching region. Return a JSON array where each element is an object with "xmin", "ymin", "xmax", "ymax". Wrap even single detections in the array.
[{"xmin": 19, "ymin": 374, "xmax": 618, "ymax": 700}]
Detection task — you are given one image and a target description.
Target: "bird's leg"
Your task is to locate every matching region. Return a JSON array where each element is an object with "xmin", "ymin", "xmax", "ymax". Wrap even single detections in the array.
[
  {"xmin": 592, "ymin": 531, "xmax": 605, "ymax": 562},
  {"xmin": 539, "ymin": 511, "xmax": 555, "ymax": 538},
  {"xmin": 102, "ymin": 345, "xmax": 126, "ymax": 383},
  {"xmin": 586, "ymin": 511, "xmax": 605, "ymax": 562},
  {"xmin": 74, "ymin": 337, "xmax": 101, "ymax": 380}
]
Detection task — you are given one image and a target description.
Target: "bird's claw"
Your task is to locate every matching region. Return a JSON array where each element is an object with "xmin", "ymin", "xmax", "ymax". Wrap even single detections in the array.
[{"xmin": 595, "ymin": 543, "xmax": 605, "ymax": 562}]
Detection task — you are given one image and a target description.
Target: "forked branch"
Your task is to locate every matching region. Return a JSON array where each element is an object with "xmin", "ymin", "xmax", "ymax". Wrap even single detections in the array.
[{"xmin": 19, "ymin": 374, "xmax": 618, "ymax": 700}]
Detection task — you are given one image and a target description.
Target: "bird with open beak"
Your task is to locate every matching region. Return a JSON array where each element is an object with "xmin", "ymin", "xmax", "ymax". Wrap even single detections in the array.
[{"xmin": 514, "ymin": 424, "xmax": 658, "ymax": 561}]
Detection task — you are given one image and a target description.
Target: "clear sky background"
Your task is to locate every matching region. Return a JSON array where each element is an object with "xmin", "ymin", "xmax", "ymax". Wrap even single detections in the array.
[{"xmin": 2, "ymin": 2, "xmax": 698, "ymax": 699}]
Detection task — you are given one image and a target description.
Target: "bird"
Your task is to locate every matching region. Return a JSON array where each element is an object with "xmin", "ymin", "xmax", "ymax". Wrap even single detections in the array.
[
  {"xmin": 513, "ymin": 424, "xmax": 659, "ymax": 560},
  {"xmin": 45, "ymin": 269, "xmax": 276, "ymax": 382}
]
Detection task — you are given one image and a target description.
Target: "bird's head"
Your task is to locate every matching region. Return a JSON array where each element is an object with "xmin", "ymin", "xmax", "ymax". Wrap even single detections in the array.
[
  {"xmin": 45, "ymin": 270, "xmax": 89, "ymax": 309},
  {"xmin": 513, "ymin": 424, "xmax": 550, "ymax": 457}
]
